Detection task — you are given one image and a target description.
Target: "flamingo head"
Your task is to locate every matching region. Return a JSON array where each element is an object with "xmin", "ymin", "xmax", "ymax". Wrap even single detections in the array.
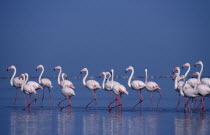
[
  {"xmin": 99, "ymin": 72, "xmax": 106, "ymax": 78},
  {"xmin": 172, "ymin": 67, "xmax": 179, "ymax": 74},
  {"xmin": 172, "ymin": 73, "xmax": 178, "ymax": 81},
  {"xmin": 62, "ymin": 73, "xmax": 68, "ymax": 79},
  {"xmin": 194, "ymin": 61, "xmax": 203, "ymax": 67},
  {"xmin": 36, "ymin": 65, "xmax": 43, "ymax": 71},
  {"xmin": 7, "ymin": 65, "xmax": 15, "ymax": 71},
  {"xmin": 54, "ymin": 66, "xmax": 62, "ymax": 71},
  {"xmin": 80, "ymin": 68, "xmax": 87, "ymax": 74},
  {"xmin": 145, "ymin": 69, "xmax": 148, "ymax": 73},
  {"xmin": 19, "ymin": 74, "xmax": 25, "ymax": 80},
  {"xmin": 182, "ymin": 63, "xmax": 190, "ymax": 69},
  {"xmin": 125, "ymin": 66, "xmax": 133, "ymax": 73},
  {"xmin": 192, "ymin": 72, "xmax": 200, "ymax": 78},
  {"xmin": 106, "ymin": 72, "xmax": 111, "ymax": 80}
]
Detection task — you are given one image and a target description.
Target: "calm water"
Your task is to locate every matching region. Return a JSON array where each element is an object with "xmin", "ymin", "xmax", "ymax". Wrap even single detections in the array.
[{"xmin": 0, "ymin": 78, "xmax": 210, "ymax": 135}]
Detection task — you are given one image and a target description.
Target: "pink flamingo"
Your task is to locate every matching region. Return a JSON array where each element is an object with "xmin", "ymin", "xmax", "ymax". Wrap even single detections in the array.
[
  {"xmin": 36, "ymin": 65, "xmax": 54, "ymax": 107},
  {"xmin": 144, "ymin": 69, "xmax": 161, "ymax": 109},
  {"xmin": 80, "ymin": 68, "xmax": 101, "ymax": 108},
  {"xmin": 126, "ymin": 66, "xmax": 146, "ymax": 110},
  {"xmin": 19, "ymin": 74, "xmax": 37, "ymax": 111},
  {"xmin": 58, "ymin": 86, "xmax": 76, "ymax": 111},
  {"xmin": 54, "ymin": 66, "xmax": 75, "ymax": 88},
  {"xmin": 109, "ymin": 70, "xmax": 129, "ymax": 111},
  {"xmin": 192, "ymin": 72, "xmax": 210, "ymax": 111},
  {"xmin": 7, "ymin": 65, "xmax": 25, "ymax": 105}
]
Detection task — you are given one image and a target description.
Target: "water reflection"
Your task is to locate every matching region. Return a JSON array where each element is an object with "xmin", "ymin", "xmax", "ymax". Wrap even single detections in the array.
[
  {"xmin": 83, "ymin": 111, "xmax": 99, "ymax": 135},
  {"xmin": 174, "ymin": 113, "xmax": 209, "ymax": 135},
  {"xmin": 57, "ymin": 112, "xmax": 75, "ymax": 135},
  {"xmin": 10, "ymin": 110, "xmax": 53, "ymax": 135}
]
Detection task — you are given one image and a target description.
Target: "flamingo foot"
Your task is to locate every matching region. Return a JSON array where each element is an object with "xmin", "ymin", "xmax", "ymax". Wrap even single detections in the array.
[{"xmin": 109, "ymin": 103, "xmax": 122, "ymax": 112}]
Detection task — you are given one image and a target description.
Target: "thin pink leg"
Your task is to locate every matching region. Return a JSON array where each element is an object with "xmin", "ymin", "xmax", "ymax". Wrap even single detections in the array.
[
  {"xmin": 86, "ymin": 90, "xmax": 97, "ymax": 108},
  {"xmin": 41, "ymin": 88, "xmax": 45, "ymax": 107},
  {"xmin": 23, "ymin": 94, "xmax": 37, "ymax": 111},
  {"xmin": 60, "ymin": 97, "xmax": 72, "ymax": 111},
  {"xmin": 176, "ymin": 94, "xmax": 180, "ymax": 111},
  {"xmin": 150, "ymin": 92, "xmax": 153, "ymax": 110},
  {"xmin": 13, "ymin": 88, "xmax": 18, "ymax": 105},
  {"xmin": 131, "ymin": 91, "xmax": 143, "ymax": 110},
  {"xmin": 22, "ymin": 92, "xmax": 27, "ymax": 107},
  {"xmin": 108, "ymin": 97, "xmax": 117, "ymax": 108},
  {"xmin": 157, "ymin": 91, "xmax": 162, "ymax": 109},
  {"xmin": 48, "ymin": 88, "xmax": 54, "ymax": 107},
  {"xmin": 109, "ymin": 95, "xmax": 122, "ymax": 112},
  {"xmin": 184, "ymin": 98, "xmax": 189, "ymax": 112},
  {"xmin": 58, "ymin": 98, "xmax": 67, "ymax": 106}
]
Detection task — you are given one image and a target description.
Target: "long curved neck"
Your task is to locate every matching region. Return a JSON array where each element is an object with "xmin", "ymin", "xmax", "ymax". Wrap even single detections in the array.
[
  {"xmin": 199, "ymin": 63, "xmax": 203, "ymax": 77},
  {"xmin": 111, "ymin": 70, "xmax": 114, "ymax": 89},
  {"xmin": 39, "ymin": 66, "xmax": 44, "ymax": 84},
  {"xmin": 25, "ymin": 74, "xmax": 29, "ymax": 82},
  {"xmin": 10, "ymin": 67, "xmax": 16, "ymax": 86},
  {"xmin": 184, "ymin": 66, "xmax": 190, "ymax": 78},
  {"xmin": 107, "ymin": 73, "xmax": 111, "ymax": 83},
  {"xmin": 145, "ymin": 70, "xmax": 148, "ymax": 83},
  {"xmin": 102, "ymin": 74, "xmax": 106, "ymax": 89},
  {"xmin": 21, "ymin": 75, "xmax": 26, "ymax": 91},
  {"xmin": 83, "ymin": 70, "xmax": 88, "ymax": 86},
  {"xmin": 174, "ymin": 76, "xmax": 178, "ymax": 89},
  {"xmin": 61, "ymin": 74, "xmax": 65, "ymax": 81},
  {"xmin": 128, "ymin": 68, "xmax": 134, "ymax": 87},
  {"xmin": 57, "ymin": 68, "xmax": 62, "ymax": 85}
]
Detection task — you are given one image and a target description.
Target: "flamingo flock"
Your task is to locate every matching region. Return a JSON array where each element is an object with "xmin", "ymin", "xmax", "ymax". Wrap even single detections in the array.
[
  {"xmin": 6, "ymin": 64, "xmax": 163, "ymax": 112},
  {"xmin": 172, "ymin": 61, "xmax": 210, "ymax": 112}
]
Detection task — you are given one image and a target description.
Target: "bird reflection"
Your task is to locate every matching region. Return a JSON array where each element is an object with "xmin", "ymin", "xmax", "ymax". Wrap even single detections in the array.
[
  {"xmin": 57, "ymin": 112, "xmax": 75, "ymax": 134},
  {"xmin": 10, "ymin": 110, "xmax": 53, "ymax": 135},
  {"xmin": 83, "ymin": 111, "xmax": 99, "ymax": 135},
  {"xmin": 174, "ymin": 113, "xmax": 209, "ymax": 135}
]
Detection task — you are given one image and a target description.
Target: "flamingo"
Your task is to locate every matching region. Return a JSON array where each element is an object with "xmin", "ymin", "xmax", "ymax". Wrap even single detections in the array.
[
  {"xmin": 54, "ymin": 66, "xmax": 75, "ymax": 88},
  {"xmin": 192, "ymin": 72, "xmax": 210, "ymax": 111},
  {"xmin": 36, "ymin": 65, "xmax": 54, "ymax": 107},
  {"xmin": 24, "ymin": 73, "xmax": 43, "ymax": 90},
  {"xmin": 19, "ymin": 74, "xmax": 37, "ymax": 111},
  {"xmin": 58, "ymin": 86, "xmax": 76, "ymax": 111},
  {"xmin": 80, "ymin": 68, "xmax": 101, "ymax": 108},
  {"xmin": 7, "ymin": 65, "xmax": 25, "ymax": 105},
  {"xmin": 108, "ymin": 69, "xmax": 128, "ymax": 111},
  {"xmin": 195, "ymin": 61, "xmax": 210, "ymax": 87},
  {"xmin": 181, "ymin": 63, "xmax": 197, "ymax": 88},
  {"xmin": 144, "ymin": 69, "xmax": 161, "ymax": 109},
  {"xmin": 125, "ymin": 66, "xmax": 146, "ymax": 110}
]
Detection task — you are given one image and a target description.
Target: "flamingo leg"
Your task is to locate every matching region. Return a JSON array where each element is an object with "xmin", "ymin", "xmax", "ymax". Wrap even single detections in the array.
[
  {"xmin": 23, "ymin": 94, "xmax": 37, "ymax": 111},
  {"xmin": 176, "ymin": 94, "xmax": 180, "ymax": 111},
  {"xmin": 22, "ymin": 92, "xmax": 27, "ymax": 107},
  {"xmin": 184, "ymin": 98, "xmax": 189, "ymax": 112},
  {"xmin": 28, "ymin": 95, "xmax": 31, "ymax": 107},
  {"xmin": 131, "ymin": 91, "xmax": 143, "ymax": 110},
  {"xmin": 201, "ymin": 97, "xmax": 205, "ymax": 112},
  {"xmin": 150, "ymin": 92, "xmax": 153, "ymax": 110},
  {"xmin": 48, "ymin": 88, "xmax": 54, "ymax": 107},
  {"xmin": 13, "ymin": 88, "xmax": 18, "ymax": 105},
  {"xmin": 58, "ymin": 98, "xmax": 67, "ymax": 106},
  {"xmin": 109, "ymin": 95, "xmax": 122, "ymax": 112},
  {"xmin": 60, "ymin": 97, "xmax": 72, "ymax": 111},
  {"xmin": 157, "ymin": 91, "xmax": 162, "ymax": 109},
  {"xmin": 41, "ymin": 88, "xmax": 45, "ymax": 107},
  {"xmin": 108, "ymin": 95, "xmax": 118, "ymax": 108},
  {"xmin": 86, "ymin": 90, "xmax": 97, "ymax": 108}
]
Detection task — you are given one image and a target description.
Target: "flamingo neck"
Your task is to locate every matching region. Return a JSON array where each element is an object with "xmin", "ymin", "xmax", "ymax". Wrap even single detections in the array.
[
  {"xmin": 174, "ymin": 76, "xmax": 178, "ymax": 90},
  {"xmin": 111, "ymin": 70, "xmax": 114, "ymax": 89},
  {"xmin": 199, "ymin": 63, "xmax": 203, "ymax": 78},
  {"xmin": 102, "ymin": 74, "xmax": 106, "ymax": 89},
  {"xmin": 145, "ymin": 70, "xmax": 148, "ymax": 83},
  {"xmin": 184, "ymin": 66, "xmax": 190, "ymax": 78},
  {"xmin": 10, "ymin": 67, "xmax": 16, "ymax": 86},
  {"xmin": 83, "ymin": 70, "xmax": 88, "ymax": 86},
  {"xmin": 39, "ymin": 66, "xmax": 44, "ymax": 84},
  {"xmin": 57, "ymin": 68, "xmax": 62, "ymax": 85},
  {"xmin": 128, "ymin": 68, "xmax": 134, "ymax": 88},
  {"xmin": 61, "ymin": 74, "xmax": 65, "ymax": 81},
  {"xmin": 25, "ymin": 74, "xmax": 29, "ymax": 82},
  {"xmin": 21, "ymin": 75, "xmax": 26, "ymax": 91},
  {"xmin": 107, "ymin": 73, "xmax": 111, "ymax": 83}
]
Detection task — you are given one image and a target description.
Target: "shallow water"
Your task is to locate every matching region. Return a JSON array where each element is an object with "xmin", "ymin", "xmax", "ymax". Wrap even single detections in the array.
[{"xmin": 0, "ymin": 78, "xmax": 210, "ymax": 135}]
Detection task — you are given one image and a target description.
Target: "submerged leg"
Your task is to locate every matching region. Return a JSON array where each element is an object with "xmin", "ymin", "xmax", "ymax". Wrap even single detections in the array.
[
  {"xmin": 22, "ymin": 92, "xmax": 27, "ymax": 107},
  {"xmin": 41, "ymin": 88, "xmax": 45, "ymax": 107},
  {"xmin": 60, "ymin": 97, "xmax": 72, "ymax": 111},
  {"xmin": 157, "ymin": 91, "xmax": 162, "ymax": 109},
  {"xmin": 48, "ymin": 88, "xmax": 54, "ymax": 107},
  {"xmin": 58, "ymin": 97, "xmax": 67, "ymax": 106},
  {"xmin": 131, "ymin": 91, "xmax": 143, "ymax": 110},
  {"xmin": 14, "ymin": 88, "xmax": 18, "ymax": 105},
  {"xmin": 23, "ymin": 94, "xmax": 37, "ymax": 111},
  {"xmin": 176, "ymin": 94, "xmax": 180, "ymax": 111},
  {"xmin": 150, "ymin": 92, "xmax": 153, "ymax": 110},
  {"xmin": 86, "ymin": 90, "xmax": 97, "ymax": 108},
  {"xmin": 109, "ymin": 95, "xmax": 122, "ymax": 112},
  {"xmin": 108, "ymin": 95, "xmax": 118, "ymax": 108}
]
